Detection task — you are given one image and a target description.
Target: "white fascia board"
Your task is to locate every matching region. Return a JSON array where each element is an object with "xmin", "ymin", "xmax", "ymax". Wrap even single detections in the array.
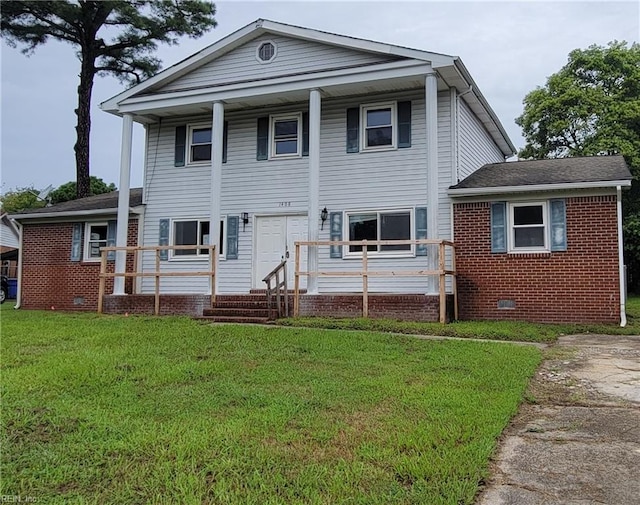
[
  {"xmin": 446, "ymin": 58, "xmax": 516, "ymax": 156},
  {"xmin": 259, "ymin": 19, "xmax": 455, "ymax": 65},
  {"xmin": 100, "ymin": 21, "xmax": 264, "ymax": 114},
  {"xmin": 117, "ymin": 60, "xmax": 432, "ymax": 114},
  {"xmin": 101, "ymin": 18, "xmax": 455, "ymax": 115},
  {"xmin": 448, "ymin": 179, "xmax": 632, "ymax": 197},
  {"xmin": 12, "ymin": 206, "xmax": 144, "ymax": 222}
]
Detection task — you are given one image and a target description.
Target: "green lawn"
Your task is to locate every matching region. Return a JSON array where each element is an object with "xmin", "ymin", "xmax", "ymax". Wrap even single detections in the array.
[{"xmin": 1, "ymin": 306, "xmax": 541, "ymax": 504}]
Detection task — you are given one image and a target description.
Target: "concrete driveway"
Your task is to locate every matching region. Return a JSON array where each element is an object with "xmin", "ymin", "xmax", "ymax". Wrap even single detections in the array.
[{"xmin": 477, "ymin": 334, "xmax": 640, "ymax": 505}]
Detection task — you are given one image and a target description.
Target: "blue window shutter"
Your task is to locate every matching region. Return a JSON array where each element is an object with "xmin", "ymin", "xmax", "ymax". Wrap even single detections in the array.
[
  {"xmin": 346, "ymin": 107, "xmax": 359, "ymax": 153},
  {"xmin": 106, "ymin": 220, "xmax": 117, "ymax": 261},
  {"xmin": 159, "ymin": 219, "xmax": 169, "ymax": 261},
  {"xmin": 491, "ymin": 202, "xmax": 507, "ymax": 253},
  {"xmin": 550, "ymin": 199, "xmax": 567, "ymax": 251},
  {"xmin": 415, "ymin": 207, "xmax": 428, "ymax": 256},
  {"xmin": 256, "ymin": 116, "xmax": 269, "ymax": 160},
  {"xmin": 397, "ymin": 101, "xmax": 412, "ymax": 148},
  {"xmin": 174, "ymin": 126, "xmax": 186, "ymax": 167},
  {"xmin": 226, "ymin": 216, "xmax": 239, "ymax": 259},
  {"xmin": 222, "ymin": 121, "xmax": 228, "ymax": 164},
  {"xmin": 329, "ymin": 212, "xmax": 343, "ymax": 258},
  {"xmin": 70, "ymin": 223, "xmax": 82, "ymax": 262},
  {"xmin": 302, "ymin": 112, "xmax": 309, "ymax": 157}
]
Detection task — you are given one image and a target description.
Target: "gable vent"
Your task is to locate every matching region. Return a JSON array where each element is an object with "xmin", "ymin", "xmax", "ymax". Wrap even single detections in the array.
[{"xmin": 256, "ymin": 41, "xmax": 277, "ymax": 63}]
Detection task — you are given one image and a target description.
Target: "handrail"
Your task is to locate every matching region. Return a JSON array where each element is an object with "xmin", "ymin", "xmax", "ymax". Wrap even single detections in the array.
[
  {"xmin": 97, "ymin": 244, "xmax": 217, "ymax": 316},
  {"xmin": 262, "ymin": 258, "xmax": 288, "ymax": 319},
  {"xmin": 293, "ymin": 239, "xmax": 457, "ymax": 323}
]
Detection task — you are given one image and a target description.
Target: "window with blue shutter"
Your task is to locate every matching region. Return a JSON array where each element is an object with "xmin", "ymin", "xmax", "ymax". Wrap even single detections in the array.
[
  {"xmin": 329, "ymin": 212, "xmax": 343, "ymax": 258},
  {"xmin": 491, "ymin": 202, "xmax": 507, "ymax": 253},
  {"xmin": 106, "ymin": 220, "xmax": 117, "ymax": 261},
  {"xmin": 159, "ymin": 219, "xmax": 169, "ymax": 260},
  {"xmin": 550, "ymin": 199, "xmax": 567, "ymax": 251},
  {"xmin": 226, "ymin": 216, "xmax": 239, "ymax": 259},
  {"xmin": 302, "ymin": 112, "xmax": 309, "ymax": 157},
  {"xmin": 256, "ymin": 116, "xmax": 269, "ymax": 160},
  {"xmin": 415, "ymin": 207, "xmax": 428, "ymax": 256},
  {"xmin": 222, "ymin": 121, "xmax": 228, "ymax": 164},
  {"xmin": 346, "ymin": 108, "xmax": 359, "ymax": 153},
  {"xmin": 397, "ymin": 101, "xmax": 411, "ymax": 148},
  {"xmin": 70, "ymin": 223, "xmax": 82, "ymax": 262},
  {"xmin": 174, "ymin": 126, "xmax": 186, "ymax": 167}
]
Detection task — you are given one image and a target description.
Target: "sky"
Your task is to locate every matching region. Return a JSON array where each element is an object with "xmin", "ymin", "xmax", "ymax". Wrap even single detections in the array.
[{"xmin": 1, "ymin": 0, "xmax": 638, "ymax": 194}]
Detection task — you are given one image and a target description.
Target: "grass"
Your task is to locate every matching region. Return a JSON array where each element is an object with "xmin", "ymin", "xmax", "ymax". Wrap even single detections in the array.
[
  {"xmin": 1, "ymin": 305, "xmax": 541, "ymax": 504},
  {"xmin": 277, "ymin": 294, "xmax": 640, "ymax": 343}
]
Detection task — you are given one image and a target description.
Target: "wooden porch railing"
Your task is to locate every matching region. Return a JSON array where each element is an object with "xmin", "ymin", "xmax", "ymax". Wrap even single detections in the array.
[
  {"xmin": 293, "ymin": 239, "xmax": 457, "ymax": 324},
  {"xmin": 262, "ymin": 258, "xmax": 288, "ymax": 319},
  {"xmin": 97, "ymin": 244, "xmax": 217, "ymax": 316}
]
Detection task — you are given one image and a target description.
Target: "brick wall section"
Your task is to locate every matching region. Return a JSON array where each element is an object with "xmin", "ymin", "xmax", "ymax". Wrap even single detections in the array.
[
  {"xmin": 20, "ymin": 220, "xmax": 138, "ymax": 311},
  {"xmin": 299, "ymin": 294, "xmax": 454, "ymax": 322},
  {"xmin": 453, "ymin": 196, "xmax": 620, "ymax": 323},
  {"xmin": 103, "ymin": 294, "xmax": 211, "ymax": 316}
]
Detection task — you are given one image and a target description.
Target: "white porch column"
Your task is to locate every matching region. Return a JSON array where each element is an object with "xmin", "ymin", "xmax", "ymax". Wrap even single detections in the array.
[
  {"xmin": 307, "ymin": 88, "xmax": 321, "ymax": 294},
  {"xmin": 210, "ymin": 101, "xmax": 225, "ymax": 294},
  {"xmin": 113, "ymin": 113, "xmax": 133, "ymax": 295},
  {"xmin": 425, "ymin": 72, "xmax": 439, "ymax": 293}
]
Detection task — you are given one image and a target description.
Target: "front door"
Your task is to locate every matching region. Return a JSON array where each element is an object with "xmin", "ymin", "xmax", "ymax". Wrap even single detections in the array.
[{"xmin": 254, "ymin": 215, "xmax": 308, "ymax": 289}]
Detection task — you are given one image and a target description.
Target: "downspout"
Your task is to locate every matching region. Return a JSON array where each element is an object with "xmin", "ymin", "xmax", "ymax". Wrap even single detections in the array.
[
  {"xmin": 617, "ymin": 186, "xmax": 627, "ymax": 327},
  {"xmin": 13, "ymin": 219, "xmax": 23, "ymax": 309}
]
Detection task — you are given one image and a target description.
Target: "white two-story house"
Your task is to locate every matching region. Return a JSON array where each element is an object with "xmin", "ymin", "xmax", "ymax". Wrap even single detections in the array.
[{"xmin": 98, "ymin": 19, "xmax": 515, "ymax": 320}]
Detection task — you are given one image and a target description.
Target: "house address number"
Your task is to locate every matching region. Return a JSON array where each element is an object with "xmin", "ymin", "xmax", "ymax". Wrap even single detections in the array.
[{"xmin": 278, "ymin": 201, "xmax": 292, "ymax": 207}]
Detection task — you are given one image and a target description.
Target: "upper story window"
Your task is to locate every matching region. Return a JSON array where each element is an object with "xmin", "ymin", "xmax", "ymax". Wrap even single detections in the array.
[
  {"xmin": 84, "ymin": 222, "xmax": 108, "ymax": 261},
  {"xmin": 509, "ymin": 202, "xmax": 547, "ymax": 251},
  {"xmin": 256, "ymin": 41, "xmax": 277, "ymax": 63},
  {"xmin": 361, "ymin": 102, "xmax": 397, "ymax": 151},
  {"xmin": 270, "ymin": 113, "xmax": 302, "ymax": 158},
  {"xmin": 188, "ymin": 125, "xmax": 212, "ymax": 163},
  {"xmin": 346, "ymin": 209, "xmax": 412, "ymax": 256},
  {"xmin": 172, "ymin": 218, "xmax": 225, "ymax": 259}
]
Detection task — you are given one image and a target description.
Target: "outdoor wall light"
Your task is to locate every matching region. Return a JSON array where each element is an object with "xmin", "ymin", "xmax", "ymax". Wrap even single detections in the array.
[
  {"xmin": 241, "ymin": 212, "xmax": 249, "ymax": 231},
  {"xmin": 320, "ymin": 207, "xmax": 328, "ymax": 230}
]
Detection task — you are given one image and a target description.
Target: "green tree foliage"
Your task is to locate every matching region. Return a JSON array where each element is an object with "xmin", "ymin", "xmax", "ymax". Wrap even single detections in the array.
[
  {"xmin": 1, "ymin": 1, "xmax": 217, "ymax": 199},
  {"xmin": 0, "ymin": 187, "xmax": 46, "ymax": 214},
  {"xmin": 49, "ymin": 176, "xmax": 116, "ymax": 205},
  {"xmin": 516, "ymin": 41, "xmax": 640, "ymax": 290}
]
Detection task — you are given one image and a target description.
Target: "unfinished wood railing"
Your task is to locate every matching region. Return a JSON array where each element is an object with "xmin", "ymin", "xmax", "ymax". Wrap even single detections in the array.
[
  {"xmin": 97, "ymin": 244, "xmax": 217, "ymax": 316},
  {"xmin": 262, "ymin": 258, "xmax": 289, "ymax": 319},
  {"xmin": 293, "ymin": 239, "xmax": 456, "ymax": 323}
]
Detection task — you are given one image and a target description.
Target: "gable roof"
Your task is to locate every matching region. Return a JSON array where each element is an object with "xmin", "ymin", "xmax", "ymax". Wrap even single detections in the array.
[
  {"xmin": 100, "ymin": 18, "xmax": 515, "ymax": 156},
  {"xmin": 448, "ymin": 156, "xmax": 632, "ymax": 196},
  {"xmin": 11, "ymin": 188, "xmax": 143, "ymax": 221}
]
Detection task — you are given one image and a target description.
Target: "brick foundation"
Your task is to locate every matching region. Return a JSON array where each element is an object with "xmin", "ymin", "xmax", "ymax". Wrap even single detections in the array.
[
  {"xmin": 20, "ymin": 220, "xmax": 138, "ymax": 311},
  {"xmin": 453, "ymin": 196, "xmax": 621, "ymax": 324},
  {"xmin": 299, "ymin": 294, "xmax": 454, "ymax": 322},
  {"xmin": 103, "ymin": 294, "xmax": 212, "ymax": 316}
]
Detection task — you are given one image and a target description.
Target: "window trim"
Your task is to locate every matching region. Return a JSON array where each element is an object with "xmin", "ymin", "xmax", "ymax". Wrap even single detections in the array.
[
  {"xmin": 269, "ymin": 113, "xmax": 302, "ymax": 159},
  {"xmin": 255, "ymin": 40, "xmax": 277, "ymax": 64},
  {"xmin": 83, "ymin": 221, "xmax": 109, "ymax": 262},
  {"xmin": 187, "ymin": 123, "xmax": 212, "ymax": 165},
  {"xmin": 360, "ymin": 101, "xmax": 397, "ymax": 152},
  {"xmin": 508, "ymin": 201, "xmax": 549, "ymax": 253},
  {"xmin": 169, "ymin": 217, "xmax": 227, "ymax": 260},
  {"xmin": 343, "ymin": 208, "xmax": 414, "ymax": 258}
]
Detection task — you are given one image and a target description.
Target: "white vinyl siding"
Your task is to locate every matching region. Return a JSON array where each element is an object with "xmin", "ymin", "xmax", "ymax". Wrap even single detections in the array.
[
  {"xmin": 457, "ymin": 99, "xmax": 504, "ymax": 181},
  {"xmin": 156, "ymin": 34, "xmax": 400, "ymax": 93}
]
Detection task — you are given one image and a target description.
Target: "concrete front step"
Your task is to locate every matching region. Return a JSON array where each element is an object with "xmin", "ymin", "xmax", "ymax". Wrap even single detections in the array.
[
  {"xmin": 195, "ymin": 316, "xmax": 273, "ymax": 324},
  {"xmin": 203, "ymin": 307, "xmax": 270, "ymax": 318}
]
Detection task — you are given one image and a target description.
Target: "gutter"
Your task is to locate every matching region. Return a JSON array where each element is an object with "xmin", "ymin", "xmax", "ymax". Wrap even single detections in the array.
[
  {"xmin": 617, "ymin": 186, "xmax": 627, "ymax": 327},
  {"xmin": 448, "ymin": 179, "xmax": 632, "ymax": 197},
  {"xmin": 13, "ymin": 219, "xmax": 23, "ymax": 310},
  {"xmin": 12, "ymin": 206, "xmax": 144, "ymax": 222}
]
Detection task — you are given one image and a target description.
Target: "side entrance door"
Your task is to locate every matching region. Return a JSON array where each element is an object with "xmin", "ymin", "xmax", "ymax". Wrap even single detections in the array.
[{"xmin": 254, "ymin": 215, "xmax": 308, "ymax": 289}]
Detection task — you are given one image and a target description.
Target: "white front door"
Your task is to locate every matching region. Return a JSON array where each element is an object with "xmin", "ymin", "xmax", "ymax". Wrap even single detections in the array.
[{"xmin": 254, "ymin": 215, "xmax": 308, "ymax": 289}]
